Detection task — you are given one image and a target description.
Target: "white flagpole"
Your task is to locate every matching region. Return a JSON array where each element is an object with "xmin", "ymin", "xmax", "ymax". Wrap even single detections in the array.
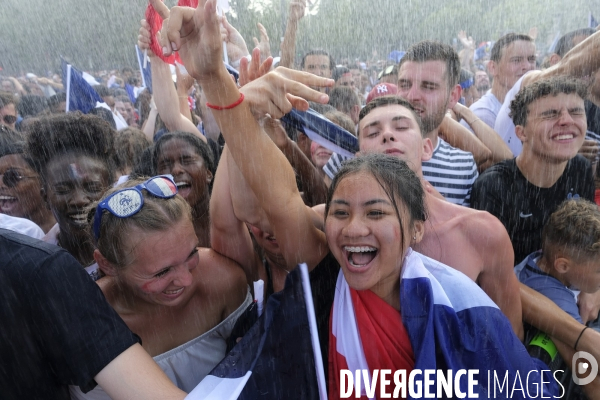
[
  {"xmin": 136, "ymin": 45, "xmax": 147, "ymax": 88},
  {"xmin": 65, "ymin": 64, "xmax": 72, "ymax": 113},
  {"xmin": 300, "ymin": 263, "xmax": 328, "ymax": 400}
]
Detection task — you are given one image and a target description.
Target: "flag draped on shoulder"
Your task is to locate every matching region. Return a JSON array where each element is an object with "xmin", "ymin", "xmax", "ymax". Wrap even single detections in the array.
[
  {"xmin": 61, "ymin": 59, "xmax": 103, "ymax": 114},
  {"xmin": 331, "ymin": 249, "xmax": 559, "ymax": 399},
  {"xmin": 186, "ymin": 264, "xmax": 327, "ymax": 400},
  {"xmin": 281, "ymin": 108, "xmax": 359, "ymax": 158},
  {"xmin": 403, "ymin": 250, "xmax": 558, "ymax": 399}
]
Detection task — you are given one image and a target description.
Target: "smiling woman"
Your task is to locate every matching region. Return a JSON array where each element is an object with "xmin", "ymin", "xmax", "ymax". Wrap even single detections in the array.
[
  {"xmin": 70, "ymin": 175, "xmax": 249, "ymax": 399},
  {"xmin": 26, "ymin": 113, "xmax": 116, "ymax": 274},
  {"xmin": 154, "ymin": 131, "xmax": 215, "ymax": 247}
]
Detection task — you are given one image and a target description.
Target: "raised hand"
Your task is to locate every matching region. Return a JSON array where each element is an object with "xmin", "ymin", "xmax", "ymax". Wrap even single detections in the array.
[
  {"xmin": 239, "ymin": 67, "xmax": 332, "ymax": 119},
  {"xmin": 159, "ymin": 0, "xmax": 223, "ymax": 81},
  {"xmin": 138, "ymin": 19, "xmax": 156, "ymax": 57},
  {"xmin": 252, "ymin": 23, "xmax": 271, "ymax": 62},
  {"xmin": 220, "ymin": 15, "xmax": 250, "ymax": 64},
  {"xmin": 239, "ymin": 48, "xmax": 273, "ymax": 87},
  {"xmin": 289, "ymin": 0, "xmax": 306, "ymax": 21},
  {"xmin": 457, "ymin": 30, "xmax": 474, "ymax": 49}
]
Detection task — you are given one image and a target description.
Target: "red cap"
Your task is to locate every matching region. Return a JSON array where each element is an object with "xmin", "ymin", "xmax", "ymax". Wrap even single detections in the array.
[{"xmin": 366, "ymin": 83, "xmax": 399, "ymax": 104}]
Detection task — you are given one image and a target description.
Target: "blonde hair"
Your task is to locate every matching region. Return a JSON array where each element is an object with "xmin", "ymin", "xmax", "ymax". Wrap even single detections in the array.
[
  {"xmin": 93, "ymin": 178, "xmax": 192, "ymax": 268},
  {"xmin": 542, "ymin": 200, "xmax": 600, "ymax": 264}
]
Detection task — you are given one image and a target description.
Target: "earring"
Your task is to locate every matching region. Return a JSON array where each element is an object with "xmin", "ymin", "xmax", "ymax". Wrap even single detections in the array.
[{"xmin": 412, "ymin": 236, "xmax": 416, "ymax": 240}]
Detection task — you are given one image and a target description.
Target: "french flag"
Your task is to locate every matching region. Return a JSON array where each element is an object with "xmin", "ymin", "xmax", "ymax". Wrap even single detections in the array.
[
  {"xmin": 331, "ymin": 249, "xmax": 559, "ymax": 399},
  {"xmin": 61, "ymin": 59, "xmax": 104, "ymax": 114},
  {"xmin": 185, "ymin": 264, "xmax": 328, "ymax": 400},
  {"xmin": 280, "ymin": 108, "xmax": 358, "ymax": 159}
]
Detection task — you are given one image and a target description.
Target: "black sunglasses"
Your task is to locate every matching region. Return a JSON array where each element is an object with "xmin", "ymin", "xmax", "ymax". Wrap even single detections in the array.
[
  {"xmin": 2, "ymin": 115, "xmax": 17, "ymax": 125},
  {"xmin": 1, "ymin": 169, "xmax": 37, "ymax": 188}
]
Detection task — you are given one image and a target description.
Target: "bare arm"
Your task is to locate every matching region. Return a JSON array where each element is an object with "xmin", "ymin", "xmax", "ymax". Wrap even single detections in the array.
[
  {"xmin": 474, "ymin": 216, "xmax": 523, "ymax": 340},
  {"xmin": 453, "ymin": 102, "xmax": 513, "ymax": 169},
  {"xmin": 95, "ymin": 344, "xmax": 186, "ymax": 400},
  {"xmin": 209, "ymin": 148, "xmax": 260, "ymax": 283},
  {"xmin": 521, "ymin": 283, "xmax": 600, "ymax": 362},
  {"xmin": 161, "ymin": 0, "xmax": 332, "ymax": 269},
  {"xmin": 175, "ymin": 64, "xmax": 195, "ymax": 122},
  {"xmin": 523, "ymin": 30, "xmax": 600, "ymax": 88},
  {"xmin": 141, "ymin": 99, "xmax": 159, "ymax": 142},
  {"xmin": 279, "ymin": 0, "xmax": 306, "ymax": 68},
  {"xmin": 263, "ymin": 117, "xmax": 328, "ymax": 206},
  {"xmin": 438, "ymin": 114, "xmax": 492, "ymax": 167},
  {"xmin": 138, "ymin": 18, "xmax": 206, "ymax": 141}
]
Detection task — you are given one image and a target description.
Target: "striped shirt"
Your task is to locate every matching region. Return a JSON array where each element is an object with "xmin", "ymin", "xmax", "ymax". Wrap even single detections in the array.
[
  {"xmin": 422, "ymin": 138, "xmax": 478, "ymax": 207},
  {"xmin": 323, "ymin": 152, "xmax": 353, "ymax": 180}
]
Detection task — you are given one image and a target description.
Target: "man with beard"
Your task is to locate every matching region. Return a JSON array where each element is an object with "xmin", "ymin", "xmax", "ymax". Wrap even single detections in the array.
[{"xmin": 397, "ymin": 41, "xmax": 478, "ymax": 206}]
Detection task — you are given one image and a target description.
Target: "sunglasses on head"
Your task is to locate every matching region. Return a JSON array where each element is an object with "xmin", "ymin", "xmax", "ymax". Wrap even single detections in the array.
[
  {"xmin": 2, "ymin": 115, "xmax": 17, "ymax": 125},
  {"xmin": 93, "ymin": 175, "xmax": 178, "ymax": 240},
  {"xmin": 1, "ymin": 169, "xmax": 37, "ymax": 188}
]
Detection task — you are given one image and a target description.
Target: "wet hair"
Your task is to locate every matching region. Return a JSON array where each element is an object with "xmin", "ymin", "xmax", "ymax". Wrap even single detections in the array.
[
  {"xmin": 399, "ymin": 40, "xmax": 460, "ymax": 87},
  {"xmin": 25, "ymin": 113, "xmax": 116, "ymax": 183},
  {"xmin": 325, "ymin": 154, "xmax": 427, "ymax": 253},
  {"xmin": 0, "ymin": 91, "xmax": 18, "ymax": 107},
  {"xmin": 358, "ymin": 95, "xmax": 425, "ymax": 138},
  {"xmin": 47, "ymin": 93, "xmax": 67, "ymax": 110},
  {"xmin": 88, "ymin": 107, "xmax": 117, "ymax": 130},
  {"xmin": 542, "ymin": 200, "xmax": 600, "ymax": 264},
  {"xmin": 300, "ymin": 50, "xmax": 335, "ymax": 71},
  {"xmin": 113, "ymin": 128, "xmax": 152, "ymax": 174},
  {"xmin": 0, "ymin": 140, "xmax": 35, "ymax": 171},
  {"xmin": 324, "ymin": 110, "xmax": 356, "ymax": 136},
  {"xmin": 153, "ymin": 131, "xmax": 216, "ymax": 179},
  {"xmin": 0, "ymin": 125, "xmax": 24, "ymax": 153},
  {"xmin": 93, "ymin": 177, "xmax": 192, "ymax": 268},
  {"xmin": 93, "ymin": 85, "xmax": 112, "ymax": 98},
  {"xmin": 116, "ymin": 96, "xmax": 133, "ymax": 105},
  {"xmin": 509, "ymin": 76, "xmax": 588, "ymax": 126},
  {"xmin": 332, "ymin": 66, "xmax": 351, "ymax": 82},
  {"xmin": 17, "ymin": 95, "xmax": 48, "ymax": 118},
  {"xmin": 555, "ymin": 28, "xmax": 595, "ymax": 58},
  {"xmin": 328, "ymin": 87, "xmax": 361, "ymax": 114},
  {"xmin": 130, "ymin": 146, "xmax": 156, "ymax": 179},
  {"xmin": 490, "ymin": 33, "xmax": 533, "ymax": 62}
]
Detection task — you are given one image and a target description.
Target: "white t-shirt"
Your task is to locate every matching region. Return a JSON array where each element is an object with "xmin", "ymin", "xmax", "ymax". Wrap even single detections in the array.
[
  {"xmin": 494, "ymin": 74, "xmax": 529, "ymax": 156},
  {"xmin": 0, "ymin": 213, "xmax": 44, "ymax": 239},
  {"xmin": 460, "ymin": 90, "xmax": 502, "ymax": 131}
]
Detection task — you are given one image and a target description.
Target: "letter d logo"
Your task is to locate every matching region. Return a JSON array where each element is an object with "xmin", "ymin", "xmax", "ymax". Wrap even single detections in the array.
[{"xmin": 572, "ymin": 351, "xmax": 598, "ymax": 386}]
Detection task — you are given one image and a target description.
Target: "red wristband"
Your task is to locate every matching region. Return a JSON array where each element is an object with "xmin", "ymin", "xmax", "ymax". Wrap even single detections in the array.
[{"xmin": 206, "ymin": 92, "xmax": 245, "ymax": 110}]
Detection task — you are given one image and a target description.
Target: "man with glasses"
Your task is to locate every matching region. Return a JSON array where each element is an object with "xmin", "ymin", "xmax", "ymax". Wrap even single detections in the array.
[{"xmin": 0, "ymin": 92, "xmax": 18, "ymax": 130}]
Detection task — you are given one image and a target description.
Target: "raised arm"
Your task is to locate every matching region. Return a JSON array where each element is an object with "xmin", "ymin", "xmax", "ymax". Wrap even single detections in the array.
[
  {"xmin": 139, "ymin": 14, "xmax": 206, "ymax": 141},
  {"xmin": 210, "ymin": 148, "xmax": 259, "ymax": 283},
  {"xmin": 280, "ymin": 0, "xmax": 306, "ymax": 68},
  {"xmin": 263, "ymin": 117, "xmax": 328, "ymax": 206},
  {"xmin": 522, "ymin": 30, "xmax": 600, "ymax": 93},
  {"xmin": 160, "ymin": 0, "xmax": 332, "ymax": 269},
  {"xmin": 438, "ymin": 114, "xmax": 492, "ymax": 167},
  {"xmin": 453, "ymin": 102, "xmax": 513, "ymax": 169}
]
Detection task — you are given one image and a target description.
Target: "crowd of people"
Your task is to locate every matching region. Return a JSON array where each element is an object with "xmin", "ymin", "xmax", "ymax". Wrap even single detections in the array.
[{"xmin": 3, "ymin": 0, "xmax": 600, "ymax": 398}]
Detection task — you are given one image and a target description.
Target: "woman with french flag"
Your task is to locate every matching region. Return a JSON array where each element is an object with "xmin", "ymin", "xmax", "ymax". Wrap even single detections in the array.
[{"xmin": 158, "ymin": 1, "xmax": 560, "ymax": 398}]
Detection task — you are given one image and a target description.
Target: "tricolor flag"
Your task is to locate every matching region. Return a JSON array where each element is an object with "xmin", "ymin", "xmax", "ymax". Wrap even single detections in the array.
[
  {"xmin": 281, "ymin": 108, "xmax": 359, "ymax": 158},
  {"xmin": 185, "ymin": 264, "xmax": 327, "ymax": 400},
  {"xmin": 61, "ymin": 59, "xmax": 103, "ymax": 114},
  {"xmin": 331, "ymin": 250, "xmax": 559, "ymax": 399},
  {"xmin": 136, "ymin": 45, "xmax": 153, "ymax": 94}
]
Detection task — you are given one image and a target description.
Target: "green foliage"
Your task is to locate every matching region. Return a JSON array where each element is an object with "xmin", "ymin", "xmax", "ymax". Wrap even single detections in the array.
[{"xmin": 0, "ymin": 0, "xmax": 595, "ymax": 74}]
